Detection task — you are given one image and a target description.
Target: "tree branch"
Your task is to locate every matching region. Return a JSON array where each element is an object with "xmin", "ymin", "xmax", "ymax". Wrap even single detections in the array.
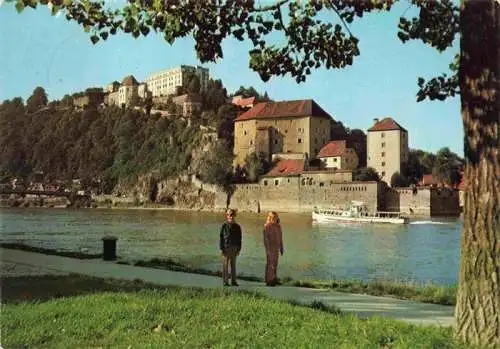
[
  {"xmin": 329, "ymin": 0, "xmax": 354, "ymax": 38},
  {"xmin": 252, "ymin": 0, "xmax": 290, "ymax": 12}
]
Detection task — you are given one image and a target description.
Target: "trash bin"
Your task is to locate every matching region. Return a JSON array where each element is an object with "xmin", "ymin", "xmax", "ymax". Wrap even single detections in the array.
[{"xmin": 102, "ymin": 236, "xmax": 118, "ymax": 261}]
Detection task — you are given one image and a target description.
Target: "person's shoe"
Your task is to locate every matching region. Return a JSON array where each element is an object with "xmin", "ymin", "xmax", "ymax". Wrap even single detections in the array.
[
  {"xmin": 223, "ymin": 281, "xmax": 230, "ymax": 287},
  {"xmin": 231, "ymin": 281, "xmax": 239, "ymax": 287}
]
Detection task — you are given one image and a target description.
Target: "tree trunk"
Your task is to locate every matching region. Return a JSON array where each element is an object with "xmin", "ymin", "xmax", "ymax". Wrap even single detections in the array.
[{"xmin": 455, "ymin": 0, "xmax": 500, "ymax": 346}]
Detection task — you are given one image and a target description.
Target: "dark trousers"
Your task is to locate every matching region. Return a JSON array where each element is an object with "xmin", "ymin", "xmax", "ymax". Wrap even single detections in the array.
[{"xmin": 222, "ymin": 246, "xmax": 239, "ymax": 282}]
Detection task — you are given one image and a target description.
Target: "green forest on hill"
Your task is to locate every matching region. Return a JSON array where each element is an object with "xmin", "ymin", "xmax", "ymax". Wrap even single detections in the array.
[{"xmin": 1, "ymin": 85, "xmax": 463, "ymax": 192}]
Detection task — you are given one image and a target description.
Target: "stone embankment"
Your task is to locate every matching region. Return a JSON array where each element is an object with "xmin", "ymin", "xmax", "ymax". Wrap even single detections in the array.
[{"xmin": 93, "ymin": 174, "xmax": 217, "ymax": 210}]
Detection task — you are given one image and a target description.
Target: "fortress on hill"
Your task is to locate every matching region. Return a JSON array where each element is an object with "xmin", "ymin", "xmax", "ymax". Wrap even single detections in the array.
[{"xmin": 218, "ymin": 99, "xmax": 459, "ymax": 216}]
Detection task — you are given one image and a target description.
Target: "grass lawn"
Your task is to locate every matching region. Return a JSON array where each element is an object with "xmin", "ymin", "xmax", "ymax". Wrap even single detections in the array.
[{"xmin": 2, "ymin": 275, "xmax": 471, "ymax": 349}]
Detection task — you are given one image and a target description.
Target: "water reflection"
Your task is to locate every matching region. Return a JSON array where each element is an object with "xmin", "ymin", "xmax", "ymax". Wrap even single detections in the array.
[{"xmin": 0, "ymin": 208, "xmax": 461, "ymax": 284}]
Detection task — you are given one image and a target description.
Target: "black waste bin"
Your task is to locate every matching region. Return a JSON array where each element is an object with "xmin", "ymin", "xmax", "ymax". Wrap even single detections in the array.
[{"xmin": 102, "ymin": 236, "xmax": 118, "ymax": 261}]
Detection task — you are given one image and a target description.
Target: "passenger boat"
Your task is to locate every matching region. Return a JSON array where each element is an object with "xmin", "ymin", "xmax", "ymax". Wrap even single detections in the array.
[{"xmin": 312, "ymin": 201, "xmax": 409, "ymax": 225}]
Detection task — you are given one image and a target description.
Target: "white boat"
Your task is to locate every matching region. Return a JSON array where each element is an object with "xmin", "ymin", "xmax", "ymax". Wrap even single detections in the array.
[{"xmin": 312, "ymin": 201, "xmax": 409, "ymax": 225}]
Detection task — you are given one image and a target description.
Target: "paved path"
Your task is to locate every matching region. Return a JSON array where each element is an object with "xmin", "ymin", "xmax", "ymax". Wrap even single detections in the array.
[{"xmin": 1, "ymin": 248, "xmax": 454, "ymax": 327}]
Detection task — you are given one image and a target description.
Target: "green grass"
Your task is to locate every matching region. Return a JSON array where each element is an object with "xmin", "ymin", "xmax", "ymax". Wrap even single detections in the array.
[
  {"xmin": 1, "ymin": 275, "xmax": 470, "ymax": 349},
  {"xmin": 0, "ymin": 243, "xmax": 101, "ymax": 259},
  {"xmin": 288, "ymin": 279, "xmax": 457, "ymax": 306}
]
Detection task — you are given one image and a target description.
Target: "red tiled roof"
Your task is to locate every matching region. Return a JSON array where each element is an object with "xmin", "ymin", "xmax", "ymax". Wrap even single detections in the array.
[
  {"xmin": 121, "ymin": 75, "xmax": 139, "ymax": 86},
  {"xmin": 368, "ymin": 117, "xmax": 407, "ymax": 132},
  {"xmin": 421, "ymin": 174, "xmax": 438, "ymax": 185},
  {"xmin": 317, "ymin": 140, "xmax": 346, "ymax": 158},
  {"xmin": 236, "ymin": 99, "xmax": 333, "ymax": 122},
  {"xmin": 263, "ymin": 159, "xmax": 305, "ymax": 177}
]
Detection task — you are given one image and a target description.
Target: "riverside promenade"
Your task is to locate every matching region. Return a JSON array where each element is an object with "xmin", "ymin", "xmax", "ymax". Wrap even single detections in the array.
[{"xmin": 1, "ymin": 247, "xmax": 454, "ymax": 327}]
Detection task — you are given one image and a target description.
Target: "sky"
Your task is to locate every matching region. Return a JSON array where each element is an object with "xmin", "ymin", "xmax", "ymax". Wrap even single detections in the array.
[{"xmin": 0, "ymin": 1, "xmax": 462, "ymax": 155}]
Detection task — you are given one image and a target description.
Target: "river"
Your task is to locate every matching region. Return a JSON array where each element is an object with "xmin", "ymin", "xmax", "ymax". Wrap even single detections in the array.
[{"xmin": 0, "ymin": 208, "xmax": 462, "ymax": 285}]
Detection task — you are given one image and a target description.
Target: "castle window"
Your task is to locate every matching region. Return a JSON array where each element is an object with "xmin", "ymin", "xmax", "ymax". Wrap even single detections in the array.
[
  {"xmin": 274, "ymin": 179, "xmax": 279, "ymax": 186},
  {"xmin": 381, "ymin": 133, "xmax": 385, "ymax": 138},
  {"xmin": 319, "ymin": 182, "xmax": 324, "ymax": 187},
  {"xmin": 249, "ymin": 140, "xmax": 253, "ymax": 146},
  {"xmin": 334, "ymin": 158, "xmax": 337, "ymax": 162},
  {"xmin": 298, "ymin": 138, "xmax": 302, "ymax": 144},
  {"xmin": 381, "ymin": 162, "xmax": 385, "ymax": 166},
  {"xmin": 287, "ymin": 179, "xmax": 290, "ymax": 183},
  {"xmin": 263, "ymin": 180, "xmax": 268, "ymax": 186},
  {"xmin": 244, "ymin": 130, "xmax": 247, "ymax": 135},
  {"xmin": 381, "ymin": 171, "xmax": 385, "ymax": 176},
  {"xmin": 381, "ymin": 152, "xmax": 385, "ymax": 157},
  {"xmin": 381, "ymin": 142, "xmax": 386, "ymax": 147}
]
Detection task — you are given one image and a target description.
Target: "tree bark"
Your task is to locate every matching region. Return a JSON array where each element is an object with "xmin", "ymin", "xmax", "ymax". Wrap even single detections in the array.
[{"xmin": 455, "ymin": 0, "xmax": 500, "ymax": 346}]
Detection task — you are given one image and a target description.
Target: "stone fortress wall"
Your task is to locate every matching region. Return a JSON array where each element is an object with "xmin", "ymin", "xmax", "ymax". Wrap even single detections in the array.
[{"xmin": 223, "ymin": 181, "xmax": 460, "ymax": 216}]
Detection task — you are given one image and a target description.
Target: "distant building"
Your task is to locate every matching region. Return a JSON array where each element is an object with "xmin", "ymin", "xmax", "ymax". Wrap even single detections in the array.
[
  {"xmin": 232, "ymin": 95, "xmax": 255, "ymax": 109},
  {"xmin": 104, "ymin": 75, "xmax": 151, "ymax": 107},
  {"xmin": 73, "ymin": 88, "xmax": 105, "ymax": 109},
  {"xmin": 105, "ymin": 81, "xmax": 120, "ymax": 93},
  {"xmin": 146, "ymin": 65, "xmax": 209, "ymax": 97},
  {"xmin": 317, "ymin": 140, "xmax": 358, "ymax": 170},
  {"xmin": 260, "ymin": 158, "xmax": 352, "ymax": 187},
  {"xmin": 419, "ymin": 174, "xmax": 439, "ymax": 187},
  {"xmin": 172, "ymin": 93, "xmax": 202, "ymax": 117},
  {"xmin": 118, "ymin": 75, "xmax": 139, "ymax": 107},
  {"xmin": 233, "ymin": 99, "xmax": 334, "ymax": 166},
  {"xmin": 367, "ymin": 117, "xmax": 408, "ymax": 185}
]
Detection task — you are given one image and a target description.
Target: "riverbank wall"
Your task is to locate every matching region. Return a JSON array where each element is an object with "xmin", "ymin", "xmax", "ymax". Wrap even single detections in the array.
[
  {"xmin": 226, "ymin": 181, "xmax": 384, "ymax": 213},
  {"xmin": 223, "ymin": 182, "xmax": 459, "ymax": 216}
]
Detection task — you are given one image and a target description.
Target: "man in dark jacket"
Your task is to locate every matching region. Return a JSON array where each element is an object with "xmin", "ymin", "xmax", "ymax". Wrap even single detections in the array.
[{"xmin": 219, "ymin": 208, "xmax": 242, "ymax": 286}]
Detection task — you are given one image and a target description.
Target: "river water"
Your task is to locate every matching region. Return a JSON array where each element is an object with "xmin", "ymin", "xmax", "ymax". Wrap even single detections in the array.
[{"xmin": 0, "ymin": 208, "xmax": 462, "ymax": 285}]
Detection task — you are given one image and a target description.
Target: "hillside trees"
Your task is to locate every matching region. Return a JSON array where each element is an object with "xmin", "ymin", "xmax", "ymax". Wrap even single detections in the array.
[
  {"xmin": 432, "ymin": 147, "xmax": 462, "ymax": 186},
  {"xmin": 352, "ymin": 167, "xmax": 380, "ymax": 182},
  {"xmin": 233, "ymin": 86, "xmax": 271, "ymax": 102},
  {"xmin": 198, "ymin": 139, "xmax": 234, "ymax": 188},
  {"xmin": 244, "ymin": 152, "xmax": 271, "ymax": 182},
  {"xmin": 26, "ymin": 86, "xmax": 48, "ymax": 113},
  {"xmin": 0, "ymin": 98, "xmax": 203, "ymax": 190}
]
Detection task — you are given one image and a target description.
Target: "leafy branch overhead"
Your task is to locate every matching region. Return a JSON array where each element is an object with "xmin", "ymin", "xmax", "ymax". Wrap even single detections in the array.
[{"xmin": 13, "ymin": 0, "xmax": 459, "ymax": 98}]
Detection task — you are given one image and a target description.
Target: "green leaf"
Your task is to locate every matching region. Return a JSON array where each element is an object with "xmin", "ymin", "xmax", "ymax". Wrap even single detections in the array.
[
  {"xmin": 90, "ymin": 35, "xmax": 99, "ymax": 44},
  {"xmin": 140, "ymin": 25, "xmax": 150, "ymax": 36},
  {"xmin": 51, "ymin": 5, "xmax": 60, "ymax": 16},
  {"xmin": 15, "ymin": 2, "xmax": 25, "ymax": 13}
]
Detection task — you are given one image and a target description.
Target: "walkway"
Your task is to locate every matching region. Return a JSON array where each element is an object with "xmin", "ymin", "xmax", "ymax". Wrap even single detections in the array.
[{"xmin": 1, "ymin": 248, "xmax": 454, "ymax": 327}]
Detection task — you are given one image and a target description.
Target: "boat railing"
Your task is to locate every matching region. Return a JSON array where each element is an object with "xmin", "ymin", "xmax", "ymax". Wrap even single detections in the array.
[{"xmin": 377, "ymin": 211, "xmax": 409, "ymax": 218}]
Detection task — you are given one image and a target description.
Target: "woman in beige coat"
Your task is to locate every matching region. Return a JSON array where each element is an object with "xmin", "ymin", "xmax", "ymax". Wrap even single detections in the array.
[{"xmin": 263, "ymin": 212, "xmax": 284, "ymax": 286}]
